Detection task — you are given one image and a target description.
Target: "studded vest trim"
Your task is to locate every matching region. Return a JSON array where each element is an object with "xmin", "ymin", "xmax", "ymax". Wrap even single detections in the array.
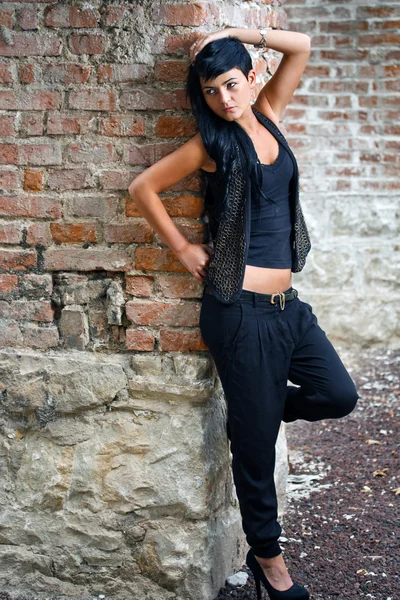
[{"xmin": 202, "ymin": 107, "xmax": 312, "ymax": 304}]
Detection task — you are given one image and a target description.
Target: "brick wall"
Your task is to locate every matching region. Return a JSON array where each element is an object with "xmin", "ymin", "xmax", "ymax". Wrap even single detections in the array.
[
  {"xmin": 0, "ymin": 1, "xmax": 398, "ymax": 356},
  {"xmin": 0, "ymin": 1, "xmax": 284, "ymax": 355},
  {"xmin": 282, "ymin": 1, "xmax": 399, "ymax": 346}
]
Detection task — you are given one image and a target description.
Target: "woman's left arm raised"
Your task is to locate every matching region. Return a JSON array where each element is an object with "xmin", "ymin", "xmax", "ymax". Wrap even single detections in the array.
[
  {"xmin": 242, "ymin": 28, "xmax": 310, "ymax": 120},
  {"xmin": 202, "ymin": 28, "xmax": 311, "ymax": 121}
]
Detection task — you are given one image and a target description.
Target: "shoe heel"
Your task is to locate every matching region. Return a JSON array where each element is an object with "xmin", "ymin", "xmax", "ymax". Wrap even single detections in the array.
[{"xmin": 254, "ymin": 573, "xmax": 262, "ymax": 600}]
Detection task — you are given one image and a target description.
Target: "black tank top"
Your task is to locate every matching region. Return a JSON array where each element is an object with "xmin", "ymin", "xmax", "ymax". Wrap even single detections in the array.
[{"xmin": 247, "ymin": 141, "xmax": 294, "ymax": 268}]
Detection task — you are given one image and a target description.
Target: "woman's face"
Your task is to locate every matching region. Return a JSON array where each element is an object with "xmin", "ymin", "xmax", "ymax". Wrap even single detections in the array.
[{"xmin": 200, "ymin": 68, "xmax": 256, "ymax": 120}]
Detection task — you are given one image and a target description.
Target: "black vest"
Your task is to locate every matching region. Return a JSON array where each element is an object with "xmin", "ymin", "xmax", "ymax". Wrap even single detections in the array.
[{"xmin": 201, "ymin": 107, "xmax": 311, "ymax": 304}]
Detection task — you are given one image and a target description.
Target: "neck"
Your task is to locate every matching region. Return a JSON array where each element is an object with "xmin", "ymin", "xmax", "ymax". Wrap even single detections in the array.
[{"xmin": 234, "ymin": 104, "xmax": 261, "ymax": 137}]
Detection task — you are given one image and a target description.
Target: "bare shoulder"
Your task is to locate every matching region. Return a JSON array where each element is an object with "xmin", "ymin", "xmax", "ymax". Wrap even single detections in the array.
[{"xmin": 191, "ymin": 132, "xmax": 217, "ymax": 173}]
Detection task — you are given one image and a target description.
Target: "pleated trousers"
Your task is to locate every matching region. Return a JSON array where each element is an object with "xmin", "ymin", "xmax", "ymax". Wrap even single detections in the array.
[{"xmin": 199, "ymin": 286, "xmax": 359, "ymax": 558}]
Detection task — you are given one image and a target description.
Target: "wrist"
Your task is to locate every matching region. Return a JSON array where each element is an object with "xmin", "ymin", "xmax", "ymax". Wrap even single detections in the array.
[
  {"xmin": 173, "ymin": 239, "xmax": 191, "ymax": 256},
  {"xmin": 253, "ymin": 28, "xmax": 272, "ymax": 49}
]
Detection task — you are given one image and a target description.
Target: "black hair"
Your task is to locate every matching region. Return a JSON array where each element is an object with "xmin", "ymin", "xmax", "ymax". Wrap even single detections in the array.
[{"xmin": 185, "ymin": 35, "xmax": 277, "ymax": 213}]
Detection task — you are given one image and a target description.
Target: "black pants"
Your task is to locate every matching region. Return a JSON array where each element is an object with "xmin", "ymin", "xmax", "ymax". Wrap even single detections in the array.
[{"xmin": 199, "ymin": 286, "xmax": 359, "ymax": 559}]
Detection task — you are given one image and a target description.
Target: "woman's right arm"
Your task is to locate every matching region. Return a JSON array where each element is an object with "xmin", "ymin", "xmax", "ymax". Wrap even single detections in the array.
[{"xmin": 128, "ymin": 133, "xmax": 213, "ymax": 282}]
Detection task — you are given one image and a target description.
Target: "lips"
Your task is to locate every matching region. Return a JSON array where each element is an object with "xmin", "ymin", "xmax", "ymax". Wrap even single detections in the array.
[{"xmin": 223, "ymin": 107, "xmax": 235, "ymax": 111}]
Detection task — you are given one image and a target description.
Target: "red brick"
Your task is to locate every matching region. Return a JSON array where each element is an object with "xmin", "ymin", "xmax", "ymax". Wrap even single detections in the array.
[
  {"xmin": 0, "ymin": 195, "xmax": 61, "ymax": 218},
  {"xmin": 0, "ymin": 249, "xmax": 37, "ymax": 271},
  {"xmin": 20, "ymin": 113, "xmax": 44, "ymax": 136},
  {"xmin": 319, "ymin": 81, "xmax": 369, "ymax": 93},
  {"xmin": 154, "ymin": 115, "xmax": 197, "ymax": 138},
  {"xmin": 0, "ymin": 221, "xmax": 22, "ymax": 244},
  {"xmin": 47, "ymin": 113, "xmax": 91, "ymax": 135},
  {"xmin": 22, "ymin": 324, "xmax": 59, "ymax": 349},
  {"xmin": 97, "ymin": 63, "xmax": 148, "ymax": 83},
  {"xmin": 0, "ymin": 143, "xmax": 61, "ymax": 166},
  {"xmin": 356, "ymin": 7, "xmax": 400, "ymax": 18},
  {"xmin": 383, "ymin": 20, "xmax": 400, "ymax": 30},
  {"xmin": 125, "ymin": 275, "xmax": 154, "ymax": 297},
  {"xmin": 127, "ymin": 194, "xmax": 202, "ymax": 221},
  {"xmin": 26, "ymin": 222, "xmax": 52, "ymax": 246},
  {"xmin": 125, "ymin": 328, "xmax": 155, "ymax": 351},
  {"xmin": 68, "ymin": 33, "xmax": 105, "ymax": 55},
  {"xmin": 50, "ymin": 222, "xmax": 97, "ymax": 244},
  {"xmin": 23, "ymin": 169, "xmax": 44, "ymax": 191},
  {"xmin": 135, "ymin": 248, "xmax": 186, "ymax": 272},
  {"xmin": 0, "ymin": 170, "xmax": 18, "ymax": 190},
  {"xmin": 154, "ymin": 60, "xmax": 190, "ymax": 82},
  {"xmin": 19, "ymin": 143, "xmax": 61, "ymax": 165},
  {"xmin": 152, "ymin": 2, "xmax": 207, "ymax": 26},
  {"xmin": 67, "ymin": 142, "xmax": 118, "ymax": 164},
  {"xmin": 120, "ymin": 89, "xmax": 188, "ymax": 111},
  {"xmin": 0, "ymin": 115, "xmax": 16, "ymax": 137},
  {"xmin": 321, "ymin": 50, "xmax": 368, "ymax": 61},
  {"xmin": 101, "ymin": 6, "xmax": 126, "ymax": 27},
  {"xmin": 43, "ymin": 63, "xmax": 91, "ymax": 84},
  {"xmin": 161, "ymin": 195, "xmax": 204, "ymax": 218},
  {"xmin": 0, "ymin": 90, "xmax": 61, "ymax": 110},
  {"xmin": 68, "ymin": 88, "xmax": 116, "ymax": 111},
  {"xmin": 0, "ymin": 144, "xmax": 18, "ymax": 165},
  {"xmin": 126, "ymin": 299, "xmax": 200, "ymax": 326},
  {"xmin": 0, "ymin": 299, "xmax": 54, "ymax": 322},
  {"xmin": 0, "ymin": 62, "xmax": 13, "ymax": 84},
  {"xmin": 20, "ymin": 62, "xmax": 35, "ymax": 84},
  {"xmin": 319, "ymin": 21, "xmax": 368, "ymax": 33},
  {"xmin": 47, "ymin": 168, "xmax": 90, "ymax": 191},
  {"xmin": 101, "ymin": 170, "xmax": 138, "ymax": 190},
  {"xmin": 45, "ymin": 5, "xmax": 98, "ymax": 28},
  {"xmin": 104, "ymin": 221, "xmax": 153, "ymax": 243},
  {"xmin": 384, "ymin": 124, "xmax": 400, "ymax": 135},
  {"xmin": 0, "ymin": 274, "xmax": 18, "ymax": 294},
  {"xmin": 383, "ymin": 65, "xmax": 400, "ymax": 78},
  {"xmin": 382, "ymin": 95, "xmax": 400, "ymax": 107},
  {"xmin": 17, "ymin": 7, "xmax": 39, "ymax": 30},
  {"xmin": 0, "ymin": 8, "xmax": 14, "ymax": 28},
  {"xmin": 159, "ymin": 328, "xmax": 207, "ymax": 352},
  {"xmin": 157, "ymin": 274, "xmax": 203, "ymax": 298},
  {"xmin": 359, "ymin": 33, "xmax": 400, "ymax": 46},
  {"xmin": 127, "ymin": 141, "xmax": 181, "ymax": 167},
  {"xmin": 164, "ymin": 33, "xmax": 202, "ymax": 56},
  {"xmin": 43, "ymin": 247, "xmax": 133, "ymax": 272},
  {"xmin": 385, "ymin": 80, "xmax": 400, "ymax": 92},
  {"xmin": 64, "ymin": 195, "xmax": 118, "ymax": 221},
  {"xmin": 99, "ymin": 116, "xmax": 145, "ymax": 137},
  {"xmin": 0, "ymin": 33, "xmax": 62, "ymax": 57}
]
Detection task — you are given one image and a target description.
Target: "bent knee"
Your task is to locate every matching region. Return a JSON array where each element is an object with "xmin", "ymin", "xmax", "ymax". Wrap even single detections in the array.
[{"xmin": 331, "ymin": 387, "xmax": 359, "ymax": 418}]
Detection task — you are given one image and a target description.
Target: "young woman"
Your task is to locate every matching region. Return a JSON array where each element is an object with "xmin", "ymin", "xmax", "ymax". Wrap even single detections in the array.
[{"xmin": 129, "ymin": 28, "xmax": 360, "ymax": 600}]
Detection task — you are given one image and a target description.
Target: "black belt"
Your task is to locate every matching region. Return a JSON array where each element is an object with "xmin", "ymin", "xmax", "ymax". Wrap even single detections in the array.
[{"xmin": 204, "ymin": 285, "xmax": 298, "ymax": 310}]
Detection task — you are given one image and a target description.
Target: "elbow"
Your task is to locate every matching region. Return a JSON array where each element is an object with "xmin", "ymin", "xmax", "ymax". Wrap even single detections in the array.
[
  {"xmin": 128, "ymin": 178, "xmax": 144, "ymax": 203},
  {"xmin": 303, "ymin": 33, "xmax": 311, "ymax": 53}
]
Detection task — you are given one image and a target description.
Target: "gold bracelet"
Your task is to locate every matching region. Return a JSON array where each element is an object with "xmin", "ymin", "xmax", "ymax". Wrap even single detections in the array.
[{"xmin": 253, "ymin": 28, "xmax": 271, "ymax": 49}]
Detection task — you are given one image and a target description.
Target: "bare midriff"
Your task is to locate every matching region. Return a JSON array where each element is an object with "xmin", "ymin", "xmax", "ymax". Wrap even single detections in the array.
[{"xmin": 242, "ymin": 265, "xmax": 292, "ymax": 295}]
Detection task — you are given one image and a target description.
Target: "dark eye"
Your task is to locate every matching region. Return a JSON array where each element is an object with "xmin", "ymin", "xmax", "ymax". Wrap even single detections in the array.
[{"xmin": 206, "ymin": 82, "xmax": 236, "ymax": 96}]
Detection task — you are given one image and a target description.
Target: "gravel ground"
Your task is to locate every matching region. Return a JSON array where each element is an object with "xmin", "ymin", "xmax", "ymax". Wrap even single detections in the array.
[{"xmin": 213, "ymin": 346, "xmax": 399, "ymax": 600}]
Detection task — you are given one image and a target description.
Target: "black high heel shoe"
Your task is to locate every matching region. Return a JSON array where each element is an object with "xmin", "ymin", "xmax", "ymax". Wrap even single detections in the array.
[{"xmin": 245, "ymin": 547, "xmax": 310, "ymax": 600}]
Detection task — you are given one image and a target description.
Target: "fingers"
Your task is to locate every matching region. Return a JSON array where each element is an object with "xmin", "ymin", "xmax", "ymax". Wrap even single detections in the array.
[{"xmin": 189, "ymin": 35, "xmax": 208, "ymax": 63}]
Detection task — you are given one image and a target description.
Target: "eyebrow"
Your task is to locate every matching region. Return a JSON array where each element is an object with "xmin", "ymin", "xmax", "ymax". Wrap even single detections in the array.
[{"xmin": 202, "ymin": 77, "xmax": 237, "ymax": 90}]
